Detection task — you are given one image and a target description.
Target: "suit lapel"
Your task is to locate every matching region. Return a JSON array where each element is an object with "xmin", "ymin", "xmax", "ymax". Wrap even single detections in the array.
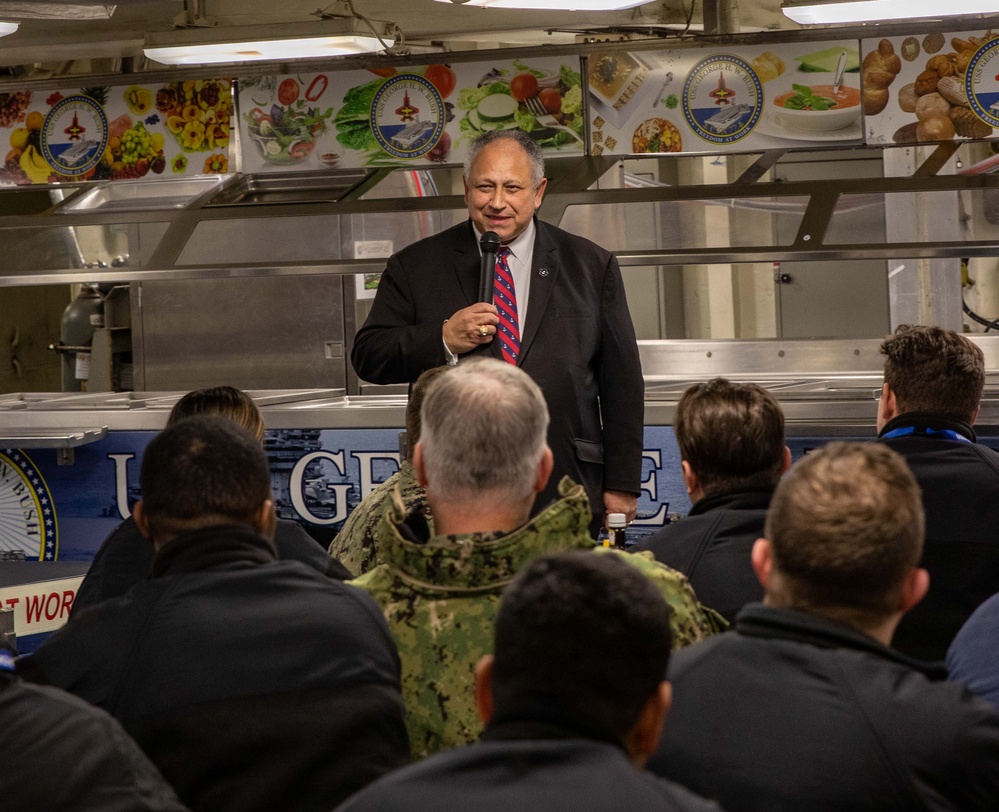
[
  {"xmin": 519, "ymin": 220, "xmax": 560, "ymax": 365},
  {"xmin": 452, "ymin": 220, "xmax": 481, "ymax": 306}
]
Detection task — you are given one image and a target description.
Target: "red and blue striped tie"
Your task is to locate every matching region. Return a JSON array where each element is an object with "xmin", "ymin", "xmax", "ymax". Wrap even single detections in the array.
[{"xmin": 493, "ymin": 248, "xmax": 520, "ymax": 365}]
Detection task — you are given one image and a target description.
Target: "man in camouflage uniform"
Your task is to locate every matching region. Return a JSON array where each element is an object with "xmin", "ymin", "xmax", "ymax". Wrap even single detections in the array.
[
  {"xmin": 352, "ymin": 358, "xmax": 724, "ymax": 758},
  {"xmin": 329, "ymin": 367, "xmax": 447, "ymax": 575}
]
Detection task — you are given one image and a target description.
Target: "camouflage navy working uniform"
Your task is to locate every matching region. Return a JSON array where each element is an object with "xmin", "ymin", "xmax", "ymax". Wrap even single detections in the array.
[
  {"xmin": 330, "ymin": 460, "xmax": 431, "ymax": 577},
  {"xmin": 351, "ymin": 477, "xmax": 726, "ymax": 758}
]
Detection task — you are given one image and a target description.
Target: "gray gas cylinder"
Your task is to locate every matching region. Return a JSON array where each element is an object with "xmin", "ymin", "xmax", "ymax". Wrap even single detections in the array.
[{"xmin": 59, "ymin": 284, "xmax": 103, "ymax": 391}]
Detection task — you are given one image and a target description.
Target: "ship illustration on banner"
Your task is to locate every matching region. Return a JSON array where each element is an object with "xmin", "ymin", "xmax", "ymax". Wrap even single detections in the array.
[{"xmin": 682, "ymin": 54, "xmax": 763, "ymax": 145}]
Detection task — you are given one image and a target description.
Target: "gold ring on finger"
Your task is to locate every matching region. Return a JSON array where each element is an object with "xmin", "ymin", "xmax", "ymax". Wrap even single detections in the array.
[{"xmin": 478, "ymin": 325, "xmax": 489, "ymax": 337}]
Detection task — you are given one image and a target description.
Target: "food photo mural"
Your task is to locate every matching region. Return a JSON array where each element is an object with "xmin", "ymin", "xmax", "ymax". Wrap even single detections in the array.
[
  {"xmin": 863, "ymin": 29, "xmax": 999, "ymax": 145},
  {"xmin": 0, "ymin": 80, "xmax": 233, "ymax": 185},
  {"xmin": 237, "ymin": 58, "xmax": 584, "ymax": 172},
  {"xmin": 588, "ymin": 40, "xmax": 863, "ymax": 156}
]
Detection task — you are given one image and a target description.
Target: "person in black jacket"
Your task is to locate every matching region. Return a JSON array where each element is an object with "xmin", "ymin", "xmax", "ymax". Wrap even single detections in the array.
[
  {"xmin": 335, "ymin": 552, "xmax": 722, "ymax": 812},
  {"xmin": 0, "ymin": 644, "xmax": 188, "ymax": 812},
  {"xmin": 72, "ymin": 385, "xmax": 350, "ymax": 618},
  {"xmin": 648, "ymin": 442, "xmax": 999, "ymax": 812},
  {"xmin": 632, "ymin": 378, "xmax": 789, "ymax": 622},
  {"xmin": 876, "ymin": 325, "xmax": 999, "ymax": 660},
  {"xmin": 18, "ymin": 416, "xmax": 409, "ymax": 812}
]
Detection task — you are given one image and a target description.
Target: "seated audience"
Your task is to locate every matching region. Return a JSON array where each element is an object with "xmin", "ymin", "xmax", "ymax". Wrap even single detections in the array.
[
  {"xmin": 19, "ymin": 416, "xmax": 409, "ymax": 812},
  {"xmin": 353, "ymin": 358, "xmax": 723, "ymax": 757},
  {"xmin": 632, "ymin": 378, "xmax": 789, "ymax": 621},
  {"xmin": 72, "ymin": 385, "xmax": 348, "ymax": 617},
  {"xmin": 1, "ymin": 644, "xmax": 188, "ymax": 812},
  {"xmin": 648, "ymin": 442, "xmax": 999, "ymax": 812},
  {"xmin": 328, "ymin": 366, "xmax": 444, "ymax": 575},
  {"xmin": 336, "ymin": 553, "xmax": 722, "ymax": 812},
  {"xmin": 947, "ymin": 591, "xmax": 999, "ymax": 711},
  {"xmin": 877, "ymin": 325, "xmax": 999, "ymax": 660}
]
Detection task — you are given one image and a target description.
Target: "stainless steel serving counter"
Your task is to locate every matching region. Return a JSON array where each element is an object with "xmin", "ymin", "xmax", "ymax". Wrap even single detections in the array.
[{"xmin": 7, "ymin": 334, "xmax": 999, "ymax": 444}]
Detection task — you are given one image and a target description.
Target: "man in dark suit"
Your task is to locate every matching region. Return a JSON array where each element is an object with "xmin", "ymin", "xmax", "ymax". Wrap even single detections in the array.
[{"xmin": 352, "ymin": 129, "xmax": 644, "ymax": 534}]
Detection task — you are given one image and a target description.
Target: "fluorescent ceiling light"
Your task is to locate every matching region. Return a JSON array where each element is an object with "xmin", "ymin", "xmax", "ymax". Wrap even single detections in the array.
[
  {"xmin": 144, "ymin": 18, "xmax": 386, "ymax": 66},
  {"xmin": 783, "ymin": 0, "xmax": 997, "ymax": 24},
  {"xmin": 433, "ymin": 0, "xmax": 647, "ymax": 8},
  {"xmin": 0, "ymin": 20, "xmax": 15, "ymax": 36}
]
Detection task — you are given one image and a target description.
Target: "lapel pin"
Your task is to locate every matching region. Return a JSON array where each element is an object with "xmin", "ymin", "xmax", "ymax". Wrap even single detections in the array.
[{"xmin": 538, "ymin": 268, "xmax": 550, "ymax": 278}]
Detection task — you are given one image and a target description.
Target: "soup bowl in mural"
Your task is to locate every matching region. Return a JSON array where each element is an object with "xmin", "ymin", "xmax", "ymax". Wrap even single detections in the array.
[{"xmin": 773, "ymin": 84, "xmax": 862, "ymax": 132}]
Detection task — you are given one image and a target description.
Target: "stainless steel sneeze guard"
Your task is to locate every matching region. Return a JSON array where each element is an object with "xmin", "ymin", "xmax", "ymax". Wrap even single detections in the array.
[{"xmin": 6, "ymin": 334, "xmax": 999, "ymax": 443}]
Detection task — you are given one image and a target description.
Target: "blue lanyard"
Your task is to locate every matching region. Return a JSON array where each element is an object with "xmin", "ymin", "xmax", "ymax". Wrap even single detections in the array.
[
  {"xmin": 882, "ymin": 426, "xmax": 972, "ymax": 444},
  {"xmin": 0, "ymin": 649, "xmax": 13, "ymax": 673}
]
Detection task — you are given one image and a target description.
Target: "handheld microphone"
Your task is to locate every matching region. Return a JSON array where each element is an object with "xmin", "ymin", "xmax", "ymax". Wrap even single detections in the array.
[{"xmin": 478, "ymin": 231, "xmax": 500, "ymax": 303}]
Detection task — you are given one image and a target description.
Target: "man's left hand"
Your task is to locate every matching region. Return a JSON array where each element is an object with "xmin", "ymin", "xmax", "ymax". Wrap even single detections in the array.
[{"xmin": 603, "ymin": 490, "xmax": 638, "ymax": 528}]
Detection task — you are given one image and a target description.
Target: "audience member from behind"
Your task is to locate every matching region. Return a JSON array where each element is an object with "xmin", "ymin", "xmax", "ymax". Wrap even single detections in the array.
[
  {"xmin": 352, "ymin": 358, "xmax": 722, "ymax": 758},
  {"xmin": 947, "ymin": 590, "xmax": 999, "ymax": 711},
  {"xmin": 648, "ymin": 442, "xmax": 999, "ymax": 812},
  {"xmin": 876, "ymin": 324, "xmax": 999, "ymax": 660},
  {"xmin": 18, "ymin": 416, "xmax": 409, "ymax": 812},
  {"xmin": 1, "ymin": 644, "xmax": 188, "ymax": 812},
  {"xmin": 328, "ymin": 366, "xmax": 447, "ymax": 575},
  {"xmin": 632, "ymin": 378, "xmax": 790, "ymax": 621},
  {"xmin": 337, "ymin": 553, "xmax": 723, "ymax": 812},
  {"xmin": 72, "ymin": 386, "xmax": 348, "ymax": 618}
]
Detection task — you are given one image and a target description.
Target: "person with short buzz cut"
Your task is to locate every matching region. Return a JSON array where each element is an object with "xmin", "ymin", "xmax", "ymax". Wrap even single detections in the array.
[
  {"xmin": 72, "ymin": 385, "xmax": 349, "ymax": 618},
  {"xmin": 632, "ymin": 378, "xmax": 790, "ymax": 622},
  {"xmin": 352, "ymin": 357, "xmax": 723, "ymax": 758},
  {"xmin": 328, "ymin": 366, "xmax": 447, "ymax": 576},
  {"xmin": 18, "ymin": 416, "xmax": 410, "ymax": 812},
  {"xmin": 876, "ymin": 324, "xmax": 999, "ymax": 660},
  {"xmin": 335, "ymin": 552, "xmax": 723, "ymax": 812},
  {"xmin": 647, "ymin": 442, "xmax": 999, "ymax": 812}
]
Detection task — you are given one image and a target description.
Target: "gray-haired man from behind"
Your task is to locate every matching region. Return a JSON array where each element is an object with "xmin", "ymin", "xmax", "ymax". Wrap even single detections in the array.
[{"xmin": 352, "ymin": 357, "xmax": 722, "ymax": 757}]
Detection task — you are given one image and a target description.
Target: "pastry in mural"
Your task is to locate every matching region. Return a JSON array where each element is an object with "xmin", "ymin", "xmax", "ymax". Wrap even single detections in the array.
[
  {"xmin": 886, "ymin": 32, "xmax": 998, "ymax": 143},
  {"xmin": 862, "ymin": 39, "xmax": 902, "ymax": 116},
  {"xmin": 751, "ymin": 51, "xmax": 786, "ymax": 83}
]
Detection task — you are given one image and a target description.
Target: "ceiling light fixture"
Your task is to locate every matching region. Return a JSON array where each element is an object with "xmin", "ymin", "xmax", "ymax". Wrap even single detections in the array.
[
  {"xmin": 0, "ymin": 20, "xmax": 16, "ymax": 36},
  {"xmin": 782, "ymin": 0, "xmax": 997, "ymax": 24},
  {"xmin": 432, "ymin": 0, "xmax": 647, "ymax": 9},
  {"xmin": 144, "ymin": 17, "xmax": 388, "ymax": 66}
]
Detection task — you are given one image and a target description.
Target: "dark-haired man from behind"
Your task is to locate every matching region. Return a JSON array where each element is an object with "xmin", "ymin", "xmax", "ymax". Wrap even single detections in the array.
[
  {"xmin": 632, "ymin": 379, "xmax": 789, "ymax": 622},
  {"xmin": 72, "ymin": 385, "xmax": 349, "ymax": 618},
  {"xmin": 877, "ymin": 324, "xmax": 999, "ymax": 660},
  {"xmin": 336, "ymin": 552, "xmax": 723, "ymax": 812},
  {"xmin": 648, "ymin": 442, "xmax": 999, "ymax": 812},
  {"xmin": 18, "ymin": 416, "xmax": 409, "ymax": 812}
]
